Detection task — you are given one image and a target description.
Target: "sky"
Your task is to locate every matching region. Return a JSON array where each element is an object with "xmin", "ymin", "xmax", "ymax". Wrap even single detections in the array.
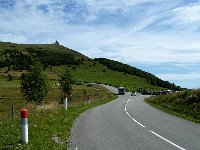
[{"xmin": 1, "ymin": 0, "xmax": 200, "ymax": 89}]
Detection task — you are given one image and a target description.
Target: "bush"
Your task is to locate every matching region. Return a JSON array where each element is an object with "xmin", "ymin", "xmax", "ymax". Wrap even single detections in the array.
[
  {"xmin": 59, "ymin": 69, "xmax": 73, "ymax": 98},
  {"xmin": 21, "ymin": 62, "xmax": 49, "ymax": 104}
]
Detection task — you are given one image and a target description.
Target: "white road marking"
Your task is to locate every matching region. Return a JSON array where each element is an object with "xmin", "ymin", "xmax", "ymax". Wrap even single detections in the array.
[
  {"xmin": 125, "ymin": 98, "xmax": 187, "ymax": 150},
  {"xmin": 125, "ymin": 99, "xmax": 145, "ymax": 128},
  {"xmin": 131, "ymin": 117, "xmax": 145, "ymax": 128},
  {"xmin": 126, "ymin": 111, "xmax": 131, "ymax": 117},
  {"xmin": 149, "ymin": 130, "xmax": 186, "ymax": 150}
]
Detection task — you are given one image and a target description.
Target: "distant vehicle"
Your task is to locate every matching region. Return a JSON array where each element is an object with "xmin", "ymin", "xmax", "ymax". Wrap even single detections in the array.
[
  {"xmin": 118, "ymin": 87, "xmax": 125, "ymax": 95},
  {"xmin": 142, "ymin": 90, "xmax": 151, "ymax": 95},
  {"xmin": 131, "ymin": 91, "xmax": 137, "ymax": 96},
  {"xmin": 156, "ymin": 90, "xmax": 172, "ymax": 95}
]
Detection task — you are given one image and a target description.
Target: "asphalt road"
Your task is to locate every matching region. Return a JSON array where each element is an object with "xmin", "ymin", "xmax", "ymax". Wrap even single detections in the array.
[{"xmin": 68, "ymin": 86, "xmax": 200, "ymax": 150}]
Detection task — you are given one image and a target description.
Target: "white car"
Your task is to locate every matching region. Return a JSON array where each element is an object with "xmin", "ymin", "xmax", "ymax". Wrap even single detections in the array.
[{"xmin": 131, "ymin": 92, "xmax": 137, "ymax": 96}]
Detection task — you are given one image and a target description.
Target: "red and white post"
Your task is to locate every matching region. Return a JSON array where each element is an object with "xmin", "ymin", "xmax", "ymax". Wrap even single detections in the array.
[
  {"xmin": 21, "ymin": 109, "xmax": 28, "ymax": 144},
  {"xmin": 64, "ymin": 93, "xmax": 68, "ymax": 110}
]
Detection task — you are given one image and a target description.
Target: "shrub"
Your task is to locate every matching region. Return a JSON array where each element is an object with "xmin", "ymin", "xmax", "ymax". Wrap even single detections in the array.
[
  {"xmin": 59, "ymin": 69, "xmax": 73, "ymax": 98},
  {"xmin": 21, "ymin": 62, "xmax": 49, "ymax": 104}
]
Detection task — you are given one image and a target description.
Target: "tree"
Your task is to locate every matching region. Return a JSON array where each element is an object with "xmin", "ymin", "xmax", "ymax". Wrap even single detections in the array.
[
  {"xmin": 59, "ymin": 69, "xmax": 72, "ymax": 99},
  {"xmin": 21, "ymin": 62, "xmax": 49, "ymax": 104}
]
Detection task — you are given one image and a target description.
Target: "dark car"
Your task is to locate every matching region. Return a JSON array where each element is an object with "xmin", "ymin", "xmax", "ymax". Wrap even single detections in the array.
[
  {"xmin": 142, "ymin": 90, "xmax": 151, "ymax": 95},
  {"xmin": 118, "ymin": 87, "xmax": 125, "ymax": 95}
]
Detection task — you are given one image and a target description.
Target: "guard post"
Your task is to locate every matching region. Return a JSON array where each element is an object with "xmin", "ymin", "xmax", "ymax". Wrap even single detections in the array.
[
  {"xmin": 64, "ymin": 93, "xmax": 68, "ymax": 110},
  {"xmin": 21, "ymin": 108, "xmax": 28, "ymax": 144}
]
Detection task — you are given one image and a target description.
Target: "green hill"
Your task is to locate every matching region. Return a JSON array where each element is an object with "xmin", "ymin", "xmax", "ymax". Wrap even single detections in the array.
[
  {"xmin": 0, "ymin": 41, "xmax": 179, "ymax": 91},
  {"xmin": 95, "ymin": 58, "xmax": 181, "ymax": 91},
  {"xmin": 0, "ymin": 41, "xmax": 88, "ymax": 69}
]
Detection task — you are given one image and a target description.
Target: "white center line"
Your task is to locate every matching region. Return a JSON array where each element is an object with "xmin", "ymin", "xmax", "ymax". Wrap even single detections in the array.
[
  {"xmin": 149, "ymin": 130, "xmax": 186, "ymax": 150},
  {"xmin": 125, "ymin": 99, "xmax": 145, "ymax": 128},
  {"xmin": 124, "ymin": 98, "xmax": 187, "ymax": 150}
]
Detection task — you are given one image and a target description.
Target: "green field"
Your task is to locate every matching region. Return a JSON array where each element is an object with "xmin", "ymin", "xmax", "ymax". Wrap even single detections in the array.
[
  {"xmin": 52, "ymin": 62, "xmax": 163, "ymax": 92},
  {"xmin": 0, "ymin": 77, "xmax": 116, "ymax": 149}
]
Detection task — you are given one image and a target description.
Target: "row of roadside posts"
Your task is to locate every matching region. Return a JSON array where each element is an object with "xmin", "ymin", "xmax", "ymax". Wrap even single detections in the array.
[{"xmin": 20, "ymin": 88, "xmax": 98, "ymax": 144}]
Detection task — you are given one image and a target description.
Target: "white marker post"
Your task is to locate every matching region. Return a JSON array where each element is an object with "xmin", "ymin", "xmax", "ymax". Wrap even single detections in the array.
[
  {"xmin": 88, "ymin": 97, "xmax": 90, "ymax": 105},
  {"xmin": 96, "ymin": 88, "xmax": 99, "ymax": 96},
  {"xmin": 21, "ymin": 109, "xmax": 28, "ymax": 144},
  {"xmin": 64, "ymin": 93, "xmax": 68, "ymax": 110}
]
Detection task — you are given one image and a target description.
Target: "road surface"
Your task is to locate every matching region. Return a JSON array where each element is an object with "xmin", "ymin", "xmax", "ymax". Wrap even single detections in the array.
[{"xmin": 68, "ymin": 86, "xmax": 200, "ymax": 150}]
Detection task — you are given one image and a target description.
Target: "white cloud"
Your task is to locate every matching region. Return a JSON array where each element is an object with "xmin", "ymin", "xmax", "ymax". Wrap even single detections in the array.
[
  {"xmin": 171, "ymin": 2, "xmax": 200, "ymax": 24},
  {"xmin": 155, "ymin": 2, "xmax": 200, "ymax": 31},
  {"xmin": 76, "ymin": 29, "xmax": 200, "ymax": 66},
  {"xmin": 157, "ymin": 73, "xmax": 200, "ymax": 81}
]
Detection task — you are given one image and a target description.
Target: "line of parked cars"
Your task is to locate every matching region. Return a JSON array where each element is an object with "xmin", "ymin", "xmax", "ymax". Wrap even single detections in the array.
[{"xmin": 141, "ymin": 90, "xmax": 173, "ymax": 95}]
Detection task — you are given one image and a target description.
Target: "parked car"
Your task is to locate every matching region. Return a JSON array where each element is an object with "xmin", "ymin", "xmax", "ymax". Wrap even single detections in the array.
[{"xmin": 142, "ymin": 90, "xmax": 151, "ymax": 95}]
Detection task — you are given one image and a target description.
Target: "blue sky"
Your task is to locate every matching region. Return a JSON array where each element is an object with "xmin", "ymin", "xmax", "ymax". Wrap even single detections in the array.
[{"xmin": 1, "ymin": 0, "xmax": 200, "ymax": 89}]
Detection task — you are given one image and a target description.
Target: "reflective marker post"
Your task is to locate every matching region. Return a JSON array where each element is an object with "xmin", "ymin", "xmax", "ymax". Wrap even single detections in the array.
[
  {"xmin": 21, "ymin": 109, "xmax": 28, "ymax": 144},
  {"xmin": 64, "ymin": 93, "xmax": 68, "ymax": 110}
]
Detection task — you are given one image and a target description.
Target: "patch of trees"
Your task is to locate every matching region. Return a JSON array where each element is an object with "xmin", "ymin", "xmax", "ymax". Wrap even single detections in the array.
[
  {"xmin": 0, "ymin": 47, "xmax": 82, "ymax": 70},
  {"xmin": 0, "ymin": 49, "xmax": 32, "ymax": 70},
  {"xmin": 94, "ymin": 58, "xmax": 181, "ymax": 90},
  {"xmin": 26, "ymin": 48, "xmax": 81, "ymax": 67},
  {"xmin": 39, "ymin": 51, "xmax": 80, "ymax": 68}
]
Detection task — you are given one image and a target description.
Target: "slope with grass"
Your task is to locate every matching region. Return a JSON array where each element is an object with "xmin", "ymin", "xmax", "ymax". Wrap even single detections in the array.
[
  {"xmin": 0, "ymin": 41, "xmax": 177, "ymax": 92},
  {"xmin": 145, "ymin": 90, "xmax": 200, "ymax": 123},
  {"xmin": 0, "ymin": 77, "xmax": 117, "ymax": 149},
  {"xmin": 95, "ymin": 58, "xmax": 181, "ymax": 91},
  {"xmin": 52, "ymin": 62, "xmax": 163, "ymax": 92},
  {"xmin": 0, "ymin": 41, "xmax": 88, "ymax": 70},
  {"xmin": 0, "ymin": 41, "xmax": 86, "ymax": 59}
]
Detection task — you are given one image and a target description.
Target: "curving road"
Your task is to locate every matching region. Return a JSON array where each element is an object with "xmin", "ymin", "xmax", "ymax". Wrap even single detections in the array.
[{"xmin": 68, "ymin": 86, "xmax": 200, "ymax": 150}]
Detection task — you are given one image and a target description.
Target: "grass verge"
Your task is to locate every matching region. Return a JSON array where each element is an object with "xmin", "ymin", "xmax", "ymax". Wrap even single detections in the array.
[
  {"xmin": 0, "ymin": 79, "xmax": 117, "ymax": 149},
  {"xmin": 145, "ymin": 98, "xmax": 200, "ymax": 124}
]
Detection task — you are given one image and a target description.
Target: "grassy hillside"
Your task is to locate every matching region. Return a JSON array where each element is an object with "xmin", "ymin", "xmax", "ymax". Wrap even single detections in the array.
[
  {"xmin": 0, "ymin": 41, "xmax": 88, "ymax": 70},
  {"xmin": 146, "ymin": 90, "xmax": 200, "ymax": 123},
  {"xmin": 0, "ymin": 41, "xmax": 86, "ymax": 59},
  {"xmin": 52, "ymin": 62, "xmax": 163, "ymax": 91},
  {"xmin": 95, "ymin": 58, "xmax": 181, "ymax": 91},
  {"xmin": 0, "ymin": 41, "xmax": 169, "ymax": 91}
]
